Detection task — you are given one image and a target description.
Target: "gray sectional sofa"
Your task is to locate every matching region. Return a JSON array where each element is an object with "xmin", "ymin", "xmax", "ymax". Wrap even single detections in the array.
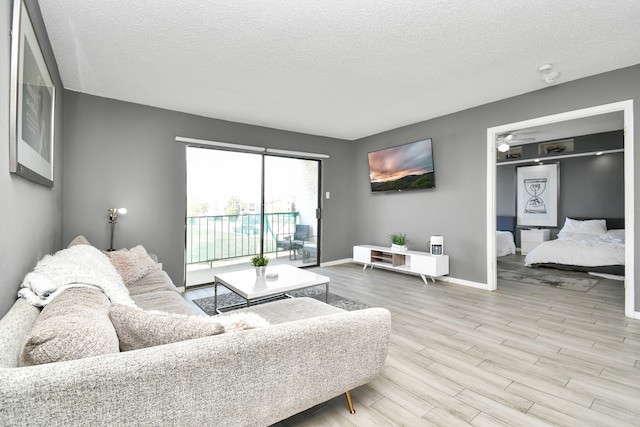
[{"xmin": 0, "ymin": 250, "xmax": 391, "ymax": 427}]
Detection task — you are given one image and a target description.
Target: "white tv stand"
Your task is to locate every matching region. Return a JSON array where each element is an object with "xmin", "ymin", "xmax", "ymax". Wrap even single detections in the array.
[{"xmin": 353, "ymin": 245, "xmax": 449, "ymax": 285}]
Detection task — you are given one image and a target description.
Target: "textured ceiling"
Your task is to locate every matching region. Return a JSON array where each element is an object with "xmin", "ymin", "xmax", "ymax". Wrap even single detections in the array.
[{"xmin": 38, "ymin": 0, "xmax": 640, "ymax": 140}]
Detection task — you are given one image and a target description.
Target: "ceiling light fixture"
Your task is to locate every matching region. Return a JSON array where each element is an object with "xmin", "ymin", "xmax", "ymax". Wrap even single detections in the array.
[
  {"xmin": 497, "ymin": 142, "xmax": 511, "ymax": 152},
  {"xmin": 496, "ymin": 133, "xmax": 514, "ymax": 152}
]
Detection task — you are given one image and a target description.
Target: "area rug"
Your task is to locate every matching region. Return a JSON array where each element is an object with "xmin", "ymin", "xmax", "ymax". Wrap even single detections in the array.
[
  {"xmin": 498, "ymin": 268, "xmax": 599, "ymax": 292},
  {"xmin": 193, "ymin": 287, "xmax": 369, "ymax": 314}
]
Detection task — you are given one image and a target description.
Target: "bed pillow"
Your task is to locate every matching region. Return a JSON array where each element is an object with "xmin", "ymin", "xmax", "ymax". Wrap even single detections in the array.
[
  {"xmin": 106, "ymin": 245, "xmax": 159, "ymax": 286},
  {"xmin": 605, "ymin": 229, "xmax": 625, "ymax": 242},
  {"xmin": 20, "ymin": 287, "xmax": 120, "ymax": 366},
  {"xmin": 558, "ymin": 217, "xmax": 607, "ymax": 237}
]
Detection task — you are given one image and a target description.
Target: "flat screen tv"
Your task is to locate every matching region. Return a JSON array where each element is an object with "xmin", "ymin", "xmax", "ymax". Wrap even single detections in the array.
[{"xmin": 367, "ymin": 138, "xmax": 435, "ymax": 192}]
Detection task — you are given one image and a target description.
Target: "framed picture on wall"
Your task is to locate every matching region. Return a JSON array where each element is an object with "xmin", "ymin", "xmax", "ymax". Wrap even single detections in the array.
[
  {"xmin": 9, "ymin": 0, "xmax": 56, "ymax": 187},
  {"xmin": 516, "ymin": 163, "xmax": 559, "ymax": 227}
]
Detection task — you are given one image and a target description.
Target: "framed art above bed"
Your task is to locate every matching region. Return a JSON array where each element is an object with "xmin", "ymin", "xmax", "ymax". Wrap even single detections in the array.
[{"xmin": 516, "ymin": 163, "xmax": 558, "ymax": 227}]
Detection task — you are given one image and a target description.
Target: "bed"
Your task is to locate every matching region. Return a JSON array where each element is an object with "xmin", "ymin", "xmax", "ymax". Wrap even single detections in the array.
[
  {"xmin": 496, "ymin": 216, "xmax": 516, "ymax": 257},
  {"xmin": 524, "ymin": 217, "xmax": 625, "ymax": 275}
]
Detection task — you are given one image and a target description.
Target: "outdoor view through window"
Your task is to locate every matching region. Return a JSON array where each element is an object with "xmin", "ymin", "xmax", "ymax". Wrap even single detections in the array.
[{"xmin": 186, "ymin": 146, "xmax": 319, "ymax": 283}]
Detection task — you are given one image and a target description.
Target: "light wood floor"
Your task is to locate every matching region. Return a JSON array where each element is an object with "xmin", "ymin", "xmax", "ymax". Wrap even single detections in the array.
[{"xmin": 184, "ymin": 261, "xmax": 639, "ymax": 426}]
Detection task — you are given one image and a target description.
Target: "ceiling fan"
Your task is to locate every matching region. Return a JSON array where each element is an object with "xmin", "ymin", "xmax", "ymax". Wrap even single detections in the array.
[{"xmin": 496, "ymin": 133, "xmax": 536, "ymax": 152}]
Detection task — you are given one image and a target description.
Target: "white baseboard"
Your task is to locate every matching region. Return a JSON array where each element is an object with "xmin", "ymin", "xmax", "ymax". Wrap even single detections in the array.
[
  {"xmin": 628, "ymin": 310, "xmax": 640, "ymax": 320},
  {"xmin": 330, "ymin": 259, "xmax": 489, "ymax": 290},
  {"xmin": 437, "ymin": 276, "xmax": 490, "ymax": 290},
  {"xmin": 320, "ymin": 258, "xmax": 352, "ymax": 267}
]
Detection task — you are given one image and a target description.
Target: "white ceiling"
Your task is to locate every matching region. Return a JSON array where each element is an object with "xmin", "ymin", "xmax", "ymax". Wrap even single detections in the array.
[{"xmin": 38, "ymin": 0, "xmax": 640, "ymax": 141}]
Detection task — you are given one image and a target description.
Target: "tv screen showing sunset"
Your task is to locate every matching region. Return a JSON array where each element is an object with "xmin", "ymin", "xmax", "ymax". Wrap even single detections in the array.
[{"xmin": 367, "ymin": 138, "xmax": 435, "ymax": 192}]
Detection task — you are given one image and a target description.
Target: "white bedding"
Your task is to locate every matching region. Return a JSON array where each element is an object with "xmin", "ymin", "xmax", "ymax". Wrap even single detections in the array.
[
  {"xmin": 496, "ymin": 231, "xmax": 516, "ymax": 257},
  {"xmin": 524, "ymin": 230, "xmax": 625, "ymax": 267}
]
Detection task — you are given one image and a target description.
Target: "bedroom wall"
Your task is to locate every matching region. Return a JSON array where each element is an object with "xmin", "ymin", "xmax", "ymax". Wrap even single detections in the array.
[
  {"xmin": 351, "ymin": 64, "xmax": 640, "ymax": 310},
  {"xmin": 0, "ymin": 0, "xmax": 64, "ymax": 318},
  {"xmin": 61, "ymin": 91, "xmax": 353, "ymax": 288},
  {"xmin": 497, "ymin": 131, "xmax": 625, "ymax": 245}
]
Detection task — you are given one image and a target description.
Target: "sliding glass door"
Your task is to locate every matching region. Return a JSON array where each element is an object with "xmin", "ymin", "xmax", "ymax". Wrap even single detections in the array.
[
  {"xmin": 263, "ymin": 156, "xmax": 320, "ymax": 265},
  {"xmin": 185, "ymin": 147, "xmax": 320, "ymax": 287}
]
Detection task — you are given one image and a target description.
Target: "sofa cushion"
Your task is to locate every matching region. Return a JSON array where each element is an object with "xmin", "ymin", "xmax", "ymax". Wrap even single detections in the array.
[
  {"xmin": 19, "ymin": 287, "xmax": 120, "ymax": 366},
  {"xmin": 126, "ymin": 269, "xmax": 178, "ymax": 296},
  {"xmin": 131, "ymin": 290, "xmax": 196, "ymax": 316},
  {"xmin": 231, "ymin": 297, "xmax": 345, "ymax": 325},
  {"xmin": 109, "ymin": 304, "xmax": 269, "ymax": 351},
  {"xmin": 106, "ymin": 245, "xmax": 159, "ymax": 286}
]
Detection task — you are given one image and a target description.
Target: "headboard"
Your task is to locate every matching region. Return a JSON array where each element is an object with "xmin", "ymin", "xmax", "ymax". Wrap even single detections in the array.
[{"xmin": 497, "ymin": 216, "xmax": 516, "ymax": 233}]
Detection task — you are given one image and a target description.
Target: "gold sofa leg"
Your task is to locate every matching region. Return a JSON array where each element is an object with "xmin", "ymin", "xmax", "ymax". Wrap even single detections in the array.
[{"xmin": 345, "ymin": 390, "xmax": 356, "ymax": 414}]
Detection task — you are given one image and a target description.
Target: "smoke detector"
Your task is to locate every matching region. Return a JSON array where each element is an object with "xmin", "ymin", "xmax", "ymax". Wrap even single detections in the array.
[{"xmin": 542, "ymin": 71, "xmax": 560, "ymax": 84}]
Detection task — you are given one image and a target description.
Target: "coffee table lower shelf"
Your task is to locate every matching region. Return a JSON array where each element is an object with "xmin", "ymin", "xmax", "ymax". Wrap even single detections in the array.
[
  {"xmin": 212, "ymin": 289, "xmax": 288, "ymax": 313},
  {"xmin": 214, "ymin": 284, "xmax": 329, "ymax": 314}
]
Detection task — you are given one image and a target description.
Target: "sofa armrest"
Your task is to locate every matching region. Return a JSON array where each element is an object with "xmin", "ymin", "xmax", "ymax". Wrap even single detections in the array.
[
  {"xmin": 0, "ymin": 299, "xmax": 40, "ymax": 368},
  {"xmin": 0, "ymin": 308, "xmax": 391, "ymax": 427}
]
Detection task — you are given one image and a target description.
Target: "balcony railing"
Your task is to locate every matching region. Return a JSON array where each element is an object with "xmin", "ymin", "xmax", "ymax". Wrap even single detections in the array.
[{"xmin": 186, "ymin": 212, "xmax": 299, "ymax": 265}]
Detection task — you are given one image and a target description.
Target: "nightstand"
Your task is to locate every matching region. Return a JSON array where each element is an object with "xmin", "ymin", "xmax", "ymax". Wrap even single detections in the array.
[{"xmin": 520, "ymin": 229, "xmax": 550, "ymax": 255}]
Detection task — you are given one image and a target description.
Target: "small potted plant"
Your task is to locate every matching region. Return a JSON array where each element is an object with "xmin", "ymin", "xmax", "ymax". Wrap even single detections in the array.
[
  {"xmin": 251, "ymin": 254, "xmax": 269, "ymax": 276},
  {"xmin": 388, "ymin": 233, "xmax": 408, "ymax": 251}
]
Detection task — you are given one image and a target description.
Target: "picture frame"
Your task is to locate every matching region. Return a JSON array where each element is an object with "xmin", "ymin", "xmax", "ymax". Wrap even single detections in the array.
[
  {"xmin": 516, "ymin": 163, "xmax": 559, "ymax": 227},
  {"xmin": 9, "ymin": 0, "xmax": 56, "ymax": 187}
]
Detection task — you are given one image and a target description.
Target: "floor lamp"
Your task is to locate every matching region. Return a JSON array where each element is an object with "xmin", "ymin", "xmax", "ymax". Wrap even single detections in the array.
[{"xmin": 108, "ymin": 207, "xmax": 127, "ymax": 251}]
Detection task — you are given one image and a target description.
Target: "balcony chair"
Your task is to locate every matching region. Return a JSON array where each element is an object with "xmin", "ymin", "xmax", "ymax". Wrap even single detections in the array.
[
  {"xmin": 302, "ymin": 237, "xmax": 317, "ymax": 264},
  {"xmin": 276, "ymin": 224, "xmax": 310, "ymax": 260}
]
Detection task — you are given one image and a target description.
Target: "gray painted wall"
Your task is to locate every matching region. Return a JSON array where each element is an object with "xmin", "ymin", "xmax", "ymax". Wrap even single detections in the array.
[
  {"xmin": 0, "ymin": 0, "xmax": 63, "ymax": 317},
  {"xmin": 351, "ymin": 65, "xmax": 639, "ymax": 309},
  {"xmin": 61, "ymin": 91, "xmax": 353, "ymax": 288}
]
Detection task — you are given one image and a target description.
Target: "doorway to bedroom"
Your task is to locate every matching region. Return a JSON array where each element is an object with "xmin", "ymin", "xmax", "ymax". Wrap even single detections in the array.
[{"xmin": 486, "ymin": 100, "xmax": 635, "ymax": 317}]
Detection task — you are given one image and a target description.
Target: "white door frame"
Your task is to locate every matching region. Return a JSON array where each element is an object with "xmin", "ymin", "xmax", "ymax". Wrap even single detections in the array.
[{"xmin": 486, "ymin": 100, "xmax": 636, "ymax": 318}]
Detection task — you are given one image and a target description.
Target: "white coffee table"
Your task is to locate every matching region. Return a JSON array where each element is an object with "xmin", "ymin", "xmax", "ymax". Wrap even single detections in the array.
[{"xmin": 213, "ymin": 264, "xmax": 330, "ymax": 313}]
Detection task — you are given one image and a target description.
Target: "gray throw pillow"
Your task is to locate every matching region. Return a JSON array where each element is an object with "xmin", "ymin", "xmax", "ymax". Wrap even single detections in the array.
[
  {"xmin": 67, "ymin": 235, "xmax": 92, "ymax": 247},
  {"xmin": 109, "ymin": 304, "xmax": 226, "ymax": 351},
  {"xmin": 20, "ymin": 287, "xmax": 120, "ymax": 366}
]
